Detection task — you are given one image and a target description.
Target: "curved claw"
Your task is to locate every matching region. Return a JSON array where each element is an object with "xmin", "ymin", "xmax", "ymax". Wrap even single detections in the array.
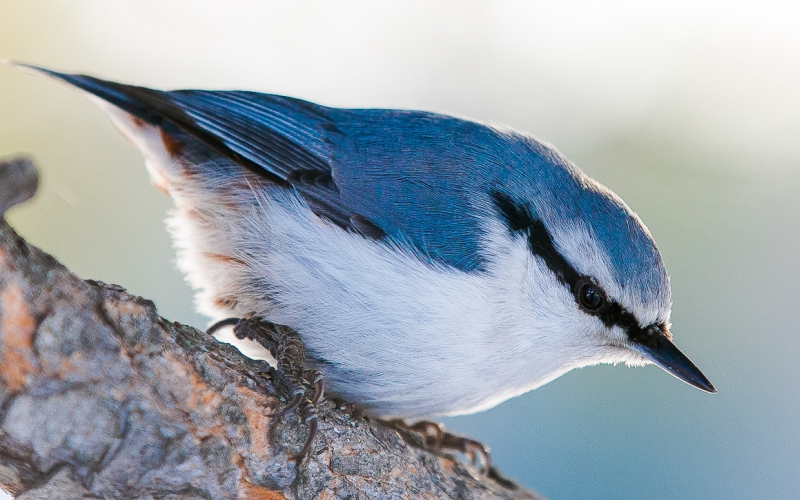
[
  {"xmin": 205, "ymin": 317, "xmax": 241, "ymax": 336},
  {"xmin": 463, "ymin": 440, "xmax": 491, "ymax": 476},
  {"xmin": 290, "ymin": 415, "xmax": 318, "ymax": 462},
  {"xmin": 311, "ymin": 378, "xmax": 324, "ymax": 406},
  {"xmin": 267, "ymin": 393, "xmax": 303, "ymax": 418}
]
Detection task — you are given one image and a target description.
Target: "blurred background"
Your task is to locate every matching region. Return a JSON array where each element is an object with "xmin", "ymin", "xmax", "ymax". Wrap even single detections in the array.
[{"xmin": 1, "ymin": 1, "xmax": 798, "ymax": 498}]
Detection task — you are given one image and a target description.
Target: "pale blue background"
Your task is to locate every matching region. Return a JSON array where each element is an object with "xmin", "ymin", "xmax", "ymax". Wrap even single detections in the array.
[{"xmin": 1, "ymin": 2, "xmax": 798, "ymax": 498}]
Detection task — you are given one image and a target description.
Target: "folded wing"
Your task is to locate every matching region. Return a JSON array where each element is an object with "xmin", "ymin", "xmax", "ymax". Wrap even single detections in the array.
[{"xmin": 26, "ymin": 65, "xmax": 508, "ymax": 271}]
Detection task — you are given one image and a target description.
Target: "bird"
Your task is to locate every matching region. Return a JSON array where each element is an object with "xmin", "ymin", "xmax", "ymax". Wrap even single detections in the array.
[{"xmin": 12, "ymin": 63, "xmax": 715, "ymax": 454}]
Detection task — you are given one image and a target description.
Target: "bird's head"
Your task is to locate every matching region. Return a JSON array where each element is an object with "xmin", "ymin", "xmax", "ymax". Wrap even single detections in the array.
[{"xmin": 487, "ymin": 137, "xmax": 715, "ymax": 393}]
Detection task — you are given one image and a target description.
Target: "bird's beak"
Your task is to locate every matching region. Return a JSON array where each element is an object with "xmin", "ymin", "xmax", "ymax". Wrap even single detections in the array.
[{"xmin": 630, "ymin": 327, "xmax": 716, "ymax": 393}]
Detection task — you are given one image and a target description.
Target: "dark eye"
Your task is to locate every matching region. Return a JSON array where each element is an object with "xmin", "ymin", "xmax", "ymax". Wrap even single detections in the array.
[{"xmin": 577, "ymin": 282, "xmax": 605, "ymax": 311}]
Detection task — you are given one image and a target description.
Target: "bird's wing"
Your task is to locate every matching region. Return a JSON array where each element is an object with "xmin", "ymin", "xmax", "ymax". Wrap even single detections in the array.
[{"xmin": 24, "ymin": 65, "xmax": 516, "ymax": 271}]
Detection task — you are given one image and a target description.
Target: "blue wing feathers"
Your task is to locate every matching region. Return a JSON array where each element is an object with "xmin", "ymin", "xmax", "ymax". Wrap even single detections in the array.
[{"xmin": 34, "ymin": 66, "xmax": 500, "ymax": 269}]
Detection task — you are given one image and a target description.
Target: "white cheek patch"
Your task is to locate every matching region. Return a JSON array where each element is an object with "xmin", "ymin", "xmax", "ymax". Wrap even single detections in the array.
[
  {"xmin": 526, "ymin": 255, "xmax": 604, "ymax": 343},
  {"xmin": 479, "ymin": 216, "xmax": 635, "ymax": 353}
]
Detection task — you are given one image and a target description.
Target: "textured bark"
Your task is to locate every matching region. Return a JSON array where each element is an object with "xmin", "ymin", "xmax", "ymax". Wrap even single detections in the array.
[{"xmin": 0, "ymin": 157, "xmax": 543, "ymax": 499}]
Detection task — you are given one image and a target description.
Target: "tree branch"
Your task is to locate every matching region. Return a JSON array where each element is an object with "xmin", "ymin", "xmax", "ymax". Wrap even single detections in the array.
[{"xmin": 0, "ymin": 156, "xmax": 543, "ymax": 500}]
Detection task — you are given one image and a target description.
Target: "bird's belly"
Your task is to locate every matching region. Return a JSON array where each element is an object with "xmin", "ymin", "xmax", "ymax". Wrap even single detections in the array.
[
  {"xmin": 155, "ymin": 161, "xmax": 562, "ymax": 417},
  {"xmin": 299, "ymin": 337, "xmax": 578, "ymax": 418}
]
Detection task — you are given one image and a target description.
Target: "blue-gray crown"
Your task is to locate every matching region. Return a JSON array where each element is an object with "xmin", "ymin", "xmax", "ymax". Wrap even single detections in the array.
[{"xmin": 485, "ymin": 130, "xmax": 671, "ymax": 321}]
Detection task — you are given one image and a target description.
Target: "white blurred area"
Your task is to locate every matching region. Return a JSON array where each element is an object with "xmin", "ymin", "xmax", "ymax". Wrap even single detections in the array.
[
  {"xmin": 4, "ymin": 0, "xmax": 800, "ymax": 168},
  {"xmin": 1, "ymin": 1, "xmax": 799, "ymax": 499}
]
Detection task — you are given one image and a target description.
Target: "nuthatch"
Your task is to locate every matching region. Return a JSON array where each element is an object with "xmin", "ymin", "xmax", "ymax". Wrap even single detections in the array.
[{"xmin": 14, "ymin": 64, "xmax": 715, "ymax": 461}]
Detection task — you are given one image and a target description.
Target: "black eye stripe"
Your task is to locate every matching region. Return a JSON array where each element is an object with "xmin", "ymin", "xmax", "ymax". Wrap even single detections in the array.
[
  {"xmin": 492, "ymin": 191, "xmax": 578, "ymax": 286},
  {"xmin": 491, "ymin": 191, "xmax": 655, "ymax": 339}
]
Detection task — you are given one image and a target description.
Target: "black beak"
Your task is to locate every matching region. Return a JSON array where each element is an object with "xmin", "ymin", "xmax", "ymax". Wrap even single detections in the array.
[{"xmin": 630, "ymin": 327, "xmax": 716, "ymax": 393}]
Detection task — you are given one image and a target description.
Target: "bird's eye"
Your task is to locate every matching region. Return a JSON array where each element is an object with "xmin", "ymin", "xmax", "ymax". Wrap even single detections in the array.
[{"xmin": 577, "ymin": 281, "xmax": 605, "ymax": 311}]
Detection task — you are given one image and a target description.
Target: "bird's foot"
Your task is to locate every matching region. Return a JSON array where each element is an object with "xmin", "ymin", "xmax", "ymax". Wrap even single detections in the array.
[
  {"xmin": 386, "ymin": 419, "xmax": 491, "ymax": 475},
  {"xmin": 206, "ymin": 317, "xmax": 323, "ymax": 462}
]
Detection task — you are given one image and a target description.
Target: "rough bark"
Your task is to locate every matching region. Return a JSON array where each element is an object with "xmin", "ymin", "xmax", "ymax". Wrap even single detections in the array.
[{"xmin": 0, "ymin": 156, "xmax": 543, "ymax": 500}]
